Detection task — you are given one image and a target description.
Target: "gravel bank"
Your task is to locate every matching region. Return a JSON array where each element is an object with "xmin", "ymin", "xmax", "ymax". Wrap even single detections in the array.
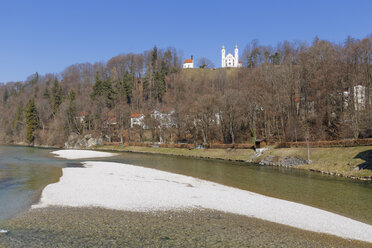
[
  {"xmin": 0, "ymin": 207, "xmax": 370, "ymax": 248},
  {"xmin": 34, "ymin": 159, "xmax": 372, "ymax": 243},
  {"xmin": 51, "ymin": 150, "xmax": 117, "ymax": 159}
]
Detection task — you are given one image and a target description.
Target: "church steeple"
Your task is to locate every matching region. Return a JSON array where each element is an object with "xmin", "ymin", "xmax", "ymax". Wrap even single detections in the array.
[
  {"xmin": 234, "ymin": 45, "xmax": 238, "ymax": 67},
  {"xmin": 221, "ymin": 45, "xmax": 226, "ymax": 67}
]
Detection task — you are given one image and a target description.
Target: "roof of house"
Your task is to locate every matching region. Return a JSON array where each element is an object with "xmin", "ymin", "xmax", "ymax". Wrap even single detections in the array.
[
  {"xmin": 130, "ymin": 113, "xmax": 143, "ymax": 118},
  {"xmin": 184, "ymin": 59, "xmax": 193, "ymax": 64},
  {"xmin": 108, "ymin": 116, "xmax": 117, "ymax": 123},
  {"xmin": 77, "ymin": 111, "xmax": 88, "ymax": 117}
]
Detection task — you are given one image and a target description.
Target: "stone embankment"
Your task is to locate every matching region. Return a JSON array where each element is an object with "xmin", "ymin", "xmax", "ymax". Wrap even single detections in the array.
[
  {"xmin": 64, "ymin": 134, "xmax": 103, "ymax": 149},
  {"xmin": 258, "ymin": 155, "xmax": 309, "ymax": 167}
]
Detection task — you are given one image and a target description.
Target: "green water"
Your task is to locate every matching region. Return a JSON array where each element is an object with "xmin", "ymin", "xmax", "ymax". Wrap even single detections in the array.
[{"xmin": 0, "ymin": 145, "xmax": 371, "ymax": 226}]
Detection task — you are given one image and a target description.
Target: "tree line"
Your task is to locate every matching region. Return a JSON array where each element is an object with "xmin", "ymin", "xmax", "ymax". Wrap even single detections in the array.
[{"xmin": 0, "ymin": 36, "xmax": 371, "ymax": 147}]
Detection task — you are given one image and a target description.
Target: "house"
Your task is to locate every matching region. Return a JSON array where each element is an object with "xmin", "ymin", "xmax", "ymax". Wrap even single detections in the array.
[
  {"xmin": 295, "ymin": 96, "xmax": 315, "ymax": 117},
  {"xmin": 343, "ymin": 85, "xmax": 366, "ymax": 111},
  {"xmin": 150, "ymin": 110, "xmax": 176, "ymax": 128},
  {"xmin": 107, "ymin": 112, "xmax": 117, "ymax": 126},
  {"xmin": 354, "ymin": 85, "xmax": 366, "ymax": 111},
  {"xmin": 183, "ymin": 56, "xmax": 194, "ymax": 69},
  {"xmin": 76, "ymin": 111, "xmax": 88, "ymax": 124},
  {"xmin": 343, "ymin": 88, "xmax": 350, "ymax": 109},
  {"xmin": 255, "ymin": 139, "xmax": 267, "ymax": 149},
  {"xmin": 130, "ymin": 113, "xmax": 145, "ymax": 128}
]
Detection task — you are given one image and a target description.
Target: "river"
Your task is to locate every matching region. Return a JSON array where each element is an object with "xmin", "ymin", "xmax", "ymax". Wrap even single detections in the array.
[{"xmin": 0, "ymin": 145, "xmax": 371, "ymax": 226}]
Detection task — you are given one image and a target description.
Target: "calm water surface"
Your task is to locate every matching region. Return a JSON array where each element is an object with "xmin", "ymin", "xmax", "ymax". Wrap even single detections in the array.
[{"xmin": 0, "ymin": 145, "xmax": 371, "ymax": 226}]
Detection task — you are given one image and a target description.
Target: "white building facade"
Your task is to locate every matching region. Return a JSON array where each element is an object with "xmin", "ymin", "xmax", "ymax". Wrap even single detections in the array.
[
  {"xmin": 221, "ymin": 45, "xmax": 241, "ymax": 68},
  {"xmin": 343, "ymin": 85, "xmax": 367, "ymax": 111},
  {"xmin": 130, "ymin": 113, "xmax": 146, "ymax": 128},
  {"xmin": 183, "ymin": 56, "xmax": 194, "ymax": 69},
  {"xmin": 354, "ymin": 85, "xmax": 366, "ymax": 111}
]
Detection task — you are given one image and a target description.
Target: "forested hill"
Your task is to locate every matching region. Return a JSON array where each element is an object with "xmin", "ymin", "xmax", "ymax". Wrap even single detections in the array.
[{"xmin": 0, "ymin": 37, "xmax": 371, "ymax": 147}]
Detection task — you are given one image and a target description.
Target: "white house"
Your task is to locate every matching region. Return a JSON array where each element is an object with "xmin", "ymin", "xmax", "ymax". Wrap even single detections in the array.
[
  {"xmin": 343, "ymin": 85, "xmax": 367, "ymax": 111},
  {"xmin": 150, "ymin": 110, "xmax": 176, "ymax": 128},
  {"xmin": 130, "ymin": 113, "xmax": 145, "ymax": 128},
  {"xmin": 183, "ymin": 56, "xmax": 194, "ymax": 69},
  {"xmin": 354, "ymin": 85, "xmax": 366, "ymax": 111},
  {"xmin": 222, "ymin": 45, "xmax": 242, "ymax": 68},
  {"xmin": 76, "ymin": 111, "xmax": 88, "ymax": 124}
]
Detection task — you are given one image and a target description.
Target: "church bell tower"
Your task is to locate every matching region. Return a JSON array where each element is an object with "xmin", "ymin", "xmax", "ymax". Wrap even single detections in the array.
[
  {"xmin": 221, "ymin": 45, "xmax": 226, "ymax": 67},
  {"xmin": 234, "ymin": 45, "xmax": 238, "ymax": 67}
]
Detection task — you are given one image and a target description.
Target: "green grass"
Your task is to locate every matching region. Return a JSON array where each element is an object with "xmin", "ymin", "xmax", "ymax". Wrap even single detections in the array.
[
  {"xmin": 97, "ymin": 145, "xmax": 255, "ymax": 161},
  {"xmin": 97, "ymin": 145, "xmax": 372, "ymax": 179},
  {"xmin": 257, "ymin": 146, "xmax": 372, "ymax": 178}
]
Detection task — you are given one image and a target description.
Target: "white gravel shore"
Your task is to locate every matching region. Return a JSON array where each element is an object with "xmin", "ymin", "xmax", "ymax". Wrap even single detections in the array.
[
  {"xmin": 51, "ymin": 150, "xmax": 117, "ymax": 159},
  {"xmin": 35, "ymin": 150, "xmax": 372, "ymax": 243}
]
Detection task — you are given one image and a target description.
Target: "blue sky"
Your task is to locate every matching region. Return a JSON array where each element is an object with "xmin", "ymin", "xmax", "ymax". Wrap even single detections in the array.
[{"xmin": 0, "ymin": 0, "xmax": 371, "ymax": 82}]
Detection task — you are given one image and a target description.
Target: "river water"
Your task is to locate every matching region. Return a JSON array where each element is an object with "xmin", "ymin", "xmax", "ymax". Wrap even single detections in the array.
[{"xmin": 0, "ymin": 145, "xmax": 371, "ymax": 226}]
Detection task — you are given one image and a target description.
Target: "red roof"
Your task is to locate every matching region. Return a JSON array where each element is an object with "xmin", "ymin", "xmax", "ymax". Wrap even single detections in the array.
[
  {"xmin": 77, "ymin": 111, "xmax": 88, "ymax": 117},
  {"xmin": 130, "ymin": 113, "xmax": 143, "ymax": 118},
  {"xmin": 295, "ymin": 97, "xmax": 300, "ymax": 102},
  {"xmin": 184, "ymin": 59, "xmax": 193, "ymax": 64}
]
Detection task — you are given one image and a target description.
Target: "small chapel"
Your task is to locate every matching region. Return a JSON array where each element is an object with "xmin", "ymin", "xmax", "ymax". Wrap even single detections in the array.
[{"xmin": 221, "ymin": 45, "xmax": 242, "ymax": 68}]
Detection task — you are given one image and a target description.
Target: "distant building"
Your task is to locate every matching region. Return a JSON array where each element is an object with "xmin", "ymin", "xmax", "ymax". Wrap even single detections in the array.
[
  {"xmin": 76, "ymin": 111, "xmax": 88, "ymax": 124},
  {"xmin": 183, "ymin": 56, "xmax": 194, "ymax": 69},
  {"xmin": 150, "ymin": 110, "xmax": 176, "ymax": 128},
  {"xmin": 221, "ymin": 45, "xmax": 242, "ymax": 68},
  {"xmin": 354, "ymin": 85, "xmax": 366, "ymax": 111},
  {"xmin": 130, "ymin": 113, "xmax": 145, "ymax": 128},
  {"xmin": 343, "ymin": 85, "xmax": 366, "ymax": 111},
  {"xmin": 107, "ymin": 112, "xmax": 117, "ymax": 126}
]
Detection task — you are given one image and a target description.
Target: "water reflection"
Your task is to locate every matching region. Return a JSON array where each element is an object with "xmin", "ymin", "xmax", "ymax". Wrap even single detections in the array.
[{"xmin": 0, "ymin": 146, "xmax": 63, "ymax": 223}]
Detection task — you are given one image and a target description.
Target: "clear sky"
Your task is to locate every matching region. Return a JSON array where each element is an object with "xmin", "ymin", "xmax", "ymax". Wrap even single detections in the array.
[{"xmin": 0, "ymin": 0, "xmax": 371, "ymax": 83}]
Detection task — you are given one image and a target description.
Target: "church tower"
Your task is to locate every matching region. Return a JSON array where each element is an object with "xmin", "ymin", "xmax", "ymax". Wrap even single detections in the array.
[
  {"xmin": 234, "ymin": 45, "xmax": 238, "ymax": 67},
  {"xmin": 221, "ymin": 45, "xmax": 226, "ymax": 67}
]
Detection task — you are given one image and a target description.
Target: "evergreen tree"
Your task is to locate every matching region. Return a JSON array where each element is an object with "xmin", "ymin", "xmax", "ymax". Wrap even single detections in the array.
[
  {"xmin": 123, "ymin": 71, "xmax": 133, "ymax": 104},
  {"xmin": 12, "ymin": 102, "xmax": 24, "ymax": 133},
  {"xmin": 151, "ymin": 45, "xmax": 158, "ymax": 70},
  {"xmin": 66, "ymin": 89, "xmax": 79, "ymax": 134},
  {"xmin": 52, "ymin": 79, "xmax": 63, "ymax": 114},
  {"xmin": 25, "ymin": 99, "xmax": 39, "ymax": 143},
  {"xmin": 30, "ymin": 72, "xmax": 39, "ymax": 86},
  {"xmin": 154, "ymin": 62, "xmax": 167, "ymax": 102},
  {"xmin": 43, "ymin": 87, "xmax": 50, "ymax": 99},
  {"xmin": 3, "ymin": 88, "xmax": 9, "ymax": 103},
  {"xmin": 68, "ymin": 89, "xmax": 76, "ymax": 101},
  {"xmin": 91, "ymin": 73, "xmax": 116, "ymax": 108}
]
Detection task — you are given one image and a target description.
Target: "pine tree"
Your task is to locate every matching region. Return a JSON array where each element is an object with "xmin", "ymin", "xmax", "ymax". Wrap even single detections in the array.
[
  {"xmin": 25, "ymin": 99, "xmax": 39, "ymax": 143},
  {"xmin": 91, "ymin": 73, "xmax": 116, "ymax": 108},
  {"xmin": 66, "ymin": 89, "xmax": 79, "ymax": 134},
  {"xmin": 43, "ymin": 87, "xmax": 50, "ymax": 99},
  {"xmin": 30, "ymin": 72, "xmax": 39, "ymax": 85},
  {"xmin": 52, "ymin": 79, "xmax": 63, "ymax": 114},
  {"xmin": 123, "ymin": 71, "xmax": 133, "ymax": 104},
  {"xmin": 12, "ymin": 102, "xmax": 24, "ymax": 133},
  {"xmin": 154, "ymin": 62, "xmax": 167, "ymax": 102},
  {"xmin": 3, "ymin": 88, "xmax": 9, "ymax": 103},
  {"xmin": 151, "ymin": 45, "xmax": 158, "ymax": 70}
]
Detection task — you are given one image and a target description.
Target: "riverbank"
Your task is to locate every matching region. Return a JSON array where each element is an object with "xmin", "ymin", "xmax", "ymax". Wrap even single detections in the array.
[
  {"xmin": 4, "ymin": 142, "xmax": 372, "ymax": 180},
  {"xmin": 31, "ymin": 150, "xmax": 372, "ymax": 243},
  {"xmin": 97, "ymin": 145, "xmax": 372, "ymax": 180},
  {"xmin": 1, "ymin": 148, "xmax": 371, "ymax": 246},
  {"xmin": 1, "ymin": 207, "xmax": 370, "ymax": 248}
]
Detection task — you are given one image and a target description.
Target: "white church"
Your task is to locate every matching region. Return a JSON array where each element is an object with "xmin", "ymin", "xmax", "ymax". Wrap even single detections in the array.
[
  {"xmin": 221, "ymin": 45, "xmax": 242, "ymax": 68},
  {"xmin": 182, "ymin": 45, "xmax": 242, "ymax": 69}
]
